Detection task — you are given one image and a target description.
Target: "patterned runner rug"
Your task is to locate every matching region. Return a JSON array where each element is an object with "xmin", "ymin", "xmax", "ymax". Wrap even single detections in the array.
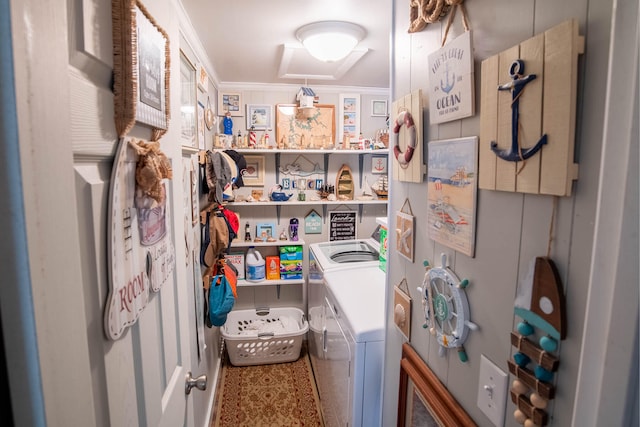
[{"xmin": 212, "ymin": 347, "xmax": 324, "ymax": 426}]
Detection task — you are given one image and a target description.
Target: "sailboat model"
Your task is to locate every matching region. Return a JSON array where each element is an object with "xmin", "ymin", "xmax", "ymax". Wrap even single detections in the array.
[{"xmin": 371, "ymin": 175, "xmax": 388, "ymax": 199}]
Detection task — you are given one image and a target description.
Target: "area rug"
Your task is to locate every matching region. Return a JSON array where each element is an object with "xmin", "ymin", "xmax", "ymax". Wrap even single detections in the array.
[{"xmin": 212, "ymin": 348, "xmax": 323, "ymax": 426}]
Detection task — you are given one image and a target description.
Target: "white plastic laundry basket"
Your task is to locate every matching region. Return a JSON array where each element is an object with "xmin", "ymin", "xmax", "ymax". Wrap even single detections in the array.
[{"xmin": 221, "ymin": 307, "xmax": 309, "ymax": 366}]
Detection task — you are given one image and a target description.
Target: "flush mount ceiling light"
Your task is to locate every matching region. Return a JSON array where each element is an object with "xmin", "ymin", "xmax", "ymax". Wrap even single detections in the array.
[{"xmin": 296, "ymin": 21, "xmax": 366, "ymax": 62}]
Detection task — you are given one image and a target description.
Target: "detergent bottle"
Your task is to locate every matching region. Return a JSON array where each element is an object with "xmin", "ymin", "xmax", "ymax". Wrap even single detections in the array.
[{"xmin": 245, "ymin": 247, "xmax": 266, "ymax": 282}]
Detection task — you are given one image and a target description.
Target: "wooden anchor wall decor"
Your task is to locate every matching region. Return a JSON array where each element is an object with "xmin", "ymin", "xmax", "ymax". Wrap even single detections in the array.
[{"xmin": 479, "ymin": 19, "xmax": 584, "ymax": 196}]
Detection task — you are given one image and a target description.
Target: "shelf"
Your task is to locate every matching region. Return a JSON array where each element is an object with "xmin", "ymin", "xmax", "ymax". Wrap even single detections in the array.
[
  {"xmin": 233, "ymin": 148, "xmax": 389, "ymax": 154},
  {"xmin": 237, "ymin": 278, "xmax": 305, "ymax": 287},
  {"xmin": 230, "ymin": 239, "xmax": 305, "ymax": 248},
  {"xmin": 226, "ymin": 200, "xmax": 387, "ymax": 207}
]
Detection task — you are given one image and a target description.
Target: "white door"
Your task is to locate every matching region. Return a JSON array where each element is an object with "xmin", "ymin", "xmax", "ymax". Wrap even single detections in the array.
[{"xmin": 5, "ymin": 0, "xmax": 197, "ymax": 426}]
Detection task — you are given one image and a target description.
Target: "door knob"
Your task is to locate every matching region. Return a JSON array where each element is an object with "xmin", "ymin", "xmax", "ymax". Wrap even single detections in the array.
[{"xmin": 185, "ymin": 371, "xmax": 207, "ymax": 395}]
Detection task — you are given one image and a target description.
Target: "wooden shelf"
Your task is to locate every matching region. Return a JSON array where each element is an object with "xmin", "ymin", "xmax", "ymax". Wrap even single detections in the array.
[
  {"xmin": 226, "ymin": 199, "xmax": 387, "ymax": 207},
  {"xmin": 233, "ymin": 148, "xmax": 389, "ymax": 154},
  {"xmin": 230, "ymin": 239, "xmax": 304, "ymax": 248},
  {"xmin": 237, "ymin": 278, "xmax": 304, "ymax": 287}
]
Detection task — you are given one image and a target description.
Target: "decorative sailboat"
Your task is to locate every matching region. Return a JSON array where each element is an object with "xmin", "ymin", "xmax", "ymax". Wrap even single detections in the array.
[
  {"xmin": 357, "ymin": 177, "xmax": 374, "ymax": 200},
  {"xmin": 371, "ymin": 175, "xmax": 388, "ymax": 199}
]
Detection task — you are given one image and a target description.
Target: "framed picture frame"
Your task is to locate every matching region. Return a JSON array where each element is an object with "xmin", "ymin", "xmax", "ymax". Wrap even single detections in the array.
[
  {"xmin": 339, "ymin": 94, "xmax": 361, "ymax": 144},
  {"xmin": 371, "ymin": 99, "xmax": 388, "ymax": 117},
  {"xmin": 243, "ymin": 155, "xmax": 265, "ymax": 187},
  {"xmin": 218, "ymin": 92, "xmax": 242, "ymax": 116},
  {"xmin": 256, "ymin": 223, "xmax": 276, "ymax": 239},
  {"xmin": 197, "ymin": 64, "xmax": 208, "ymax": 92},
  {"xmin": 246, "ymin": 104, "xmax": 273, "ymax": 130},
  {"xmin": 179, "ymin": 50, "xmax": 197, "ymax": 148},
  {"xmin": 398, "ymin": 343, "xmax": 476, "ymax": 427},
  {"xmin": 112, "ymin": 0, "xmax": 170, "ymax": 137},
  {"xmin": 275, "ymin": 104, "xmax": 335, "ymax": 149},
  {"xmin": 427, "ymin": 136, "xmax": 478, "ymax": 257}
]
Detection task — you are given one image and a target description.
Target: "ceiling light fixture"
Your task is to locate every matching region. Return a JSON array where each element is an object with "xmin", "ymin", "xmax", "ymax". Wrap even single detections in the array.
[{"xmin": 296, "ymin": 21, "xmax": 366, "ymax": 63}]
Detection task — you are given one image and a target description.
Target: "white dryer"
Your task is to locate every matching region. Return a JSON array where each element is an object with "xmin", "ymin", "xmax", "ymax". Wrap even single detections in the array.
[
  {"xmin": 314, "ymin": 266, "xmax": 385, "ymax": 427},
  {"xmin": 307, "ymin": 239, "xmax": 383, "ymax": 427},
  {"xmin": 307, "ymin": 239, "xmax": 379, "ymax": 378}
]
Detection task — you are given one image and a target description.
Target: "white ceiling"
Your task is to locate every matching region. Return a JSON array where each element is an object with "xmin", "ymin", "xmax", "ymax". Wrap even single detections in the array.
[{"xmin": 180, "ymin": 0, "xmax": 391, "ymax": 88}]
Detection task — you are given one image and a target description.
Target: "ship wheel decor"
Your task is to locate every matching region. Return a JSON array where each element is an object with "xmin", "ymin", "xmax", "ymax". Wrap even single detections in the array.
[{"xmin": 418, "ymin": 253, "xmax": 477, "ymax": 362}]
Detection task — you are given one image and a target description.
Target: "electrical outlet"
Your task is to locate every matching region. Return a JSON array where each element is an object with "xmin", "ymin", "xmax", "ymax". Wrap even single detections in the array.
[{"xmin": 477, "ymin": 354, "xmax": 508, "ymax": 426}]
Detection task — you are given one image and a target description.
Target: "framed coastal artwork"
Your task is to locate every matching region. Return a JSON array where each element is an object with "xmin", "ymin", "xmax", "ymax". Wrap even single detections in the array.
[
  {"xmin": 426, "ymin": 136, "xmax": 478, "ymax": 257},
  {"xmin": 246, "ymin": 104, "xmax": 273, "ymax": 130},
  {"xmin": 218, "ymin": 92, "xmax": 242, "ymax": 116},
  {"xmin": 338, "ymin": 93, "xmax": 360, "ymax": 144},
  {"xmin": 371, "ymin": 99, "xmax": 388, "ymax": 117},
  {"xmin": 179, "ymin": 50, "xmax": 197, "ymax": 148},
  {"xmin": 243, "ymin": 155, "xmax": 265, "ymax": 186},
  {"xmin": 275, "ymin": 104, "xmax": 335, "ymax": 149}
]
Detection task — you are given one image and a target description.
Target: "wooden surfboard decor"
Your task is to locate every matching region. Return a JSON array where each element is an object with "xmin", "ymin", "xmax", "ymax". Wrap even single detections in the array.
[{"xmin": 479, "ymin": 19, "xmax": 584, "ymax": 196}]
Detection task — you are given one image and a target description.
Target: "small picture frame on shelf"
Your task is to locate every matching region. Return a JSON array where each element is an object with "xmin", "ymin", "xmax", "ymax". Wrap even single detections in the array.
[
  {"xmin": 256, "ymin": 223, "xmax": 276, "ymax": 239},
  {"xmin": 282, "ymin": 178, "xmax": 291, "ymax": 190}
]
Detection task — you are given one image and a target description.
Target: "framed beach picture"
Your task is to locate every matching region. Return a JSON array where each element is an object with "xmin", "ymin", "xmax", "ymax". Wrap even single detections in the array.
[
  {"xmin": 426, "ymin": 136, "xmax": 478, "ymax": 257},
  {"xmin": 218, "ymin": 92, "xmax": 242, "ymax": 116},
  {"xmin": 339, "ymin": 94, "xmax": 360, "ymax": 144},
  {"xmin": 246, "ymin": 104, "xmax": 273, "ymax": 130}
]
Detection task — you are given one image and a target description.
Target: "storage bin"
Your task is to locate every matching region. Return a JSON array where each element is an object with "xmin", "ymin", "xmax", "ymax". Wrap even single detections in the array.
[{"xmin": 222, "ymin": 307, "xmax": 309, "ymax": 366}]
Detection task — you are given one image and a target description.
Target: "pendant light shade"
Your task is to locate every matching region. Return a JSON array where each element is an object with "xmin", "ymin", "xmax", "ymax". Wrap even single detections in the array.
[{"xmin": 296, "ymin": 21, "xmax": 366, "ymax": 63}]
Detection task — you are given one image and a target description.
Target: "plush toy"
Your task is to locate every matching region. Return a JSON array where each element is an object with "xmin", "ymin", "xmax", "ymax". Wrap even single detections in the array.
[{"xmin": 129, "ymin": 138, "xmax": 172, "ymax": 205}]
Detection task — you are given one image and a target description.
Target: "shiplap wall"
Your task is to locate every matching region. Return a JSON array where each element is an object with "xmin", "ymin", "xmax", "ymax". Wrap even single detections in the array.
[{"xmin": 382, "ymin": 1, "xmax": 616, "ymax": 426}]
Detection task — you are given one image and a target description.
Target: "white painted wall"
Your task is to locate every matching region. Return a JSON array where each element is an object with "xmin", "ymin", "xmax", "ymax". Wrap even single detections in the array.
[{"xmin": 382, "ymin": 0, "xmax": 638, "ymax": 427}]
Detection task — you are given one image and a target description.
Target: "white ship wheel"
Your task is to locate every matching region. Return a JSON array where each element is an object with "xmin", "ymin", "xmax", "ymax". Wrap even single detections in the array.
[{"xmin": 419, "ymin": 253, "xmax": 477, "ymax": 362}]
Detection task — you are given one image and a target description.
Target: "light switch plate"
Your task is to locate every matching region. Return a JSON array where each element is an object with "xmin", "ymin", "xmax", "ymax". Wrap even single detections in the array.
[{"xmin": 477, "ymin": 354, "xmax": 508, "ymax": 426}]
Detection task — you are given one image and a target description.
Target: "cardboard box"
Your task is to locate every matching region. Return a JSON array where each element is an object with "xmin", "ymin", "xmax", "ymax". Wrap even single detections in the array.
[
  {"xmin": 265, "ymin": 256, "xmax": 280, "ymax": 280},
  {"xmin": 379, "ymin": 226, "xmax": 387, "ymax": 272},
  {"xmin": 225, "ymin": 253, "xmax": 245, "ymax": 280},
  {"xmin": 279, "ymin": 245, "xmax": 303, "ymax": 260},
  {"xmin": 280, "ymin": 259, "xmax": 303, "ymax": 275}
]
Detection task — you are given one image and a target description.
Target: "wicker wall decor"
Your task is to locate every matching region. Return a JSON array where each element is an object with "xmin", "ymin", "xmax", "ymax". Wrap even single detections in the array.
[{"xmin": 112, "ymin": 0, "xmax": 171, "ymax": 141}]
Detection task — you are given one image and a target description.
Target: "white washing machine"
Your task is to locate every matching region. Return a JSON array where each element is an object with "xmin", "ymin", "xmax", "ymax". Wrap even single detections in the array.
[{"xmin": 319, "ymin": 266, "xmax": 385, "ymax": 427}]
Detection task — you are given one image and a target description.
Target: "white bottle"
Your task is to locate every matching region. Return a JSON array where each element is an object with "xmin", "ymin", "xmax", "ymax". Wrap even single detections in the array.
[{"xmin": 245, "ymin": 247, "xmax": 265, "ymax": 282}]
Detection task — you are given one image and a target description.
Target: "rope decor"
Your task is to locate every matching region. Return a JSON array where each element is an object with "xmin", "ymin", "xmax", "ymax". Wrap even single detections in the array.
[
  {"xmin": 408, "ymin": 0, "xmax": 470, "ymax": 37},
  {"xmin": 112, "ymin": 0, "xmax": 171, "ymax": 141}
]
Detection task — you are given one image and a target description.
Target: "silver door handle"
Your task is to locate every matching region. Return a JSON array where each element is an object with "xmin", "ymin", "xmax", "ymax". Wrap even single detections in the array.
[{"xmin": 185, "ymin": 371, "xmax": 207, "ymax": 395}]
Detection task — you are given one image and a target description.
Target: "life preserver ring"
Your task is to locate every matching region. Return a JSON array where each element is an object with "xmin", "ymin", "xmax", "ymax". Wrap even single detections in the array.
[{"xmin": 393, "ymin": 110, "xmax": 417, "ymax": 168}]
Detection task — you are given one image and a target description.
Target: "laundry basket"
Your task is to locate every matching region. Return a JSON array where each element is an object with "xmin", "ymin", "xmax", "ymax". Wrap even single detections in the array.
[{"xmin": 221, "ymin": 307, "xmax": 309, "ymax": 366}]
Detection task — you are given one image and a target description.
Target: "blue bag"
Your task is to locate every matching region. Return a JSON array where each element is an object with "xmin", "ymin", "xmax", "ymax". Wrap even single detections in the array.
[{"xmin": 208, "ymin": 274, "xmax": 235, "ymax": 327}]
